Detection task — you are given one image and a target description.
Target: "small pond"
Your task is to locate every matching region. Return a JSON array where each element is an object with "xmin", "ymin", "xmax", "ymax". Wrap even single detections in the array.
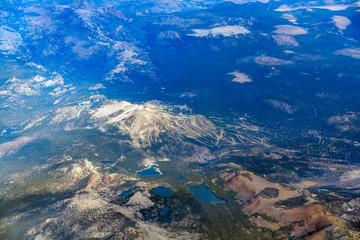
[
  {"xmin": 152, "ymin": 186, "xmax": 174, "ymax": 197},
  {"xmin": 118, "ymin": 190, "xmax": 132, "ymax": 198},
  {"xmin": 193, "ymin": 169, "xmax": 205, "ymax": 174},
  {"xmin": 137, "ymin": 165, "xmax": 161, "ymax": 176},
  {"xmin": 3, "ymin": 128, "xmax": 15, "ymax": 136},
  {"xmin": 176, "ymin": 173, "xmax": 187, "ymax": 182},
  {"xmin": 101, "ymin": 160, "xmax": 116, "ymax": 164},
  {"xmin": 185, "ymin": 183, "xmax": 225, "ymax": 204},
  {"xmin": 160, "ymin": 206, "xmax": 169, "ymax": 216},
  {"xmin": 199, "ymin": 158, "xmax": 219, "ymax": 168}
]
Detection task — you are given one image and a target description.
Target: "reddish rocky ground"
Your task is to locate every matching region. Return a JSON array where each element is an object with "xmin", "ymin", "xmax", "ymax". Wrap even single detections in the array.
[{"xmin": 223, "ymin": 170, "xmax": 342, "ymax": 239}]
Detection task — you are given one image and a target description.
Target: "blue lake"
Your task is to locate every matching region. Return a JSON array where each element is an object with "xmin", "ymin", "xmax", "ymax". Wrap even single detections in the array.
[
  {"xmin": 176, "ymin": 173, "xmax": 187, "ymax": 182},
  {"xmin": 3, "ymin": 128, "xmax": 15, "ymax": 136},
  {"xmin": 185, "ymin": 183, "xmax": 225, "ymax": 204},
  {"xmin": 193, "ymin": 169, "xmax": 205, "ymax": 174},
  {"xmin": 193, "ymin": 158, "xmax": 219, "ymax": 174},
  {"xmin": 152, "ymin": 186, "xmax": 174, "ymax": 197},
  {"xmin": 118, "ymin": 190, "xmax": 132, "ymax": 198},
  {"xmin": 199, "ymin": 158, "xmax": 219, "ymax": 168},
  {"xmin": 137, "ymin": 165, "xmax": 161, "ymax": 176},
  {"xmin": 160, "ymin": 206, "xmax": 169, "ymax": 215},
  {"xmin": 101, "ymin": 160, "xmax": 116, "ymax": 164},
  {"xmin": 199, "ymin": 162, "xmax": 210, "ymax": 168}
]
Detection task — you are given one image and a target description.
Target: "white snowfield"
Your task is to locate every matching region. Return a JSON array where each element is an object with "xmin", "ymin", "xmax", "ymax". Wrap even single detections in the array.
[
  {"xmin": 335, "ymin": 48, "xmax": 360, "ymax": 59},
  {"xmin": 51, "ymin": 100, "xmax": 219, "ymax": 147},
  {"xmin": 48, "ymin": 98, "xmax": 264, "ymax": 150},
  {"xmin": 273, "ymin": 25, "xmax": 307, "ymax": 36},
  {"xmin": 255, "ymin": 56, "xmax": 293, "ymax": 65},
  {"xmin": 275, "ymin": 2, "xmax": 360, "ymax": 12},
  {"xmin": 272, "ymin": 35, "xmax": 299, "ymax": 47},
  {"xmin": 88, "ymin": 83, "xmax": 105, "ymax": 90},
  {"xmin": 281, "ymin": 14, "xmax": 297, "ymax": 24},
  {"xmin": 227, "ymin": 71, "xmax": 252, "ymax": 83},
  {"xmin": 188, "ymin": 25, "xmax": 250, "ymax": 38},
  {"xmin": 0, "ymin": 26, "xmax": 23, "ymax": 54},
  {"xmin": 2, "ymin": 74, "xmax": 64, "ymax": 97},
  {"xmin": 0, "ymin": 73, "xmax": 73, "ymax": 111},
  {"xmin": 332, "ymin": 16, "xmax": 351, "ymax": 30},
  {"xmin": 227, "ymin": 0, "xmax": 269, "ymax": 3}
]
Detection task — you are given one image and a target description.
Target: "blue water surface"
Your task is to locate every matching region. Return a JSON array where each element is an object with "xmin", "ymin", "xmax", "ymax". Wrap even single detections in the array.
[
  {"xmin": 152, "ymin": 186, "xmax": 174, "ymax": 197},
  {"xmin": 3, "ymin": 129, "xmax": 15, "ymax": 136},
  {"xmin": 199, "ymin": 158, "xmax": 219, "ymax": 167},
  {"xmin": 160, "ymin": 206, "xmax": 169, "ymax": 215},
  {"xmin": 101, "ymin": 160, "xmax": 116, "ymax": 164},
  {"xmin": 118, "ymin": 190, "xmax": 132, "ymax": 198},
  {"xmin": 186, "ymin": 183, "xmax": 225, "ymax": 204},
  {"xmin": 193, "ymin": 169, "xmax": 205, "ymax": 174},
  {"xmin": 176, "ymin": 173, "xmax": 187, "ymax": 182},
  {"xmin": 137, "ymin": 165, "xmax": 161, "ymax": 176}
]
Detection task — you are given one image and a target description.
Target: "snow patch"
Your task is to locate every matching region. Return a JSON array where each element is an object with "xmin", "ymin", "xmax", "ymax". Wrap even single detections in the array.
[
  {"xmin": 226, "ymin": 0, "xmax": 269, "ymax": 3},
  {"xmin": 188, "ymin": 25, "xmax": 250, "ymax": 38},
  {"xmin": 273, "ymin": 25, "xmax": 307, "ymax": 36},
  {"xmin": 275, "ymin": 2, "xmax": 360, "ymax": 12},
  {"xmin": 255, "ymin": 56, "xmax": 293, "ymax": 65},
  {"xmin": 26, "ymin": 63, "xmax": 47, "ymax": 71},
  {"xmin": 88, "ymin": 84, "xmax": 105, "ymax": 91},
  {"xmin": 335, "ymin": 48, "xmax": 360, "ymax": 59},
  {"xmin": 281, "ymin": 14, "xmax": 297, "ymax": 24},
  {"xmin": 332, "ymin": 16, "xmax": 351, "ymax": 30},
  {"xmin": 227, "ymin": 71, "xmax": 252, "ymax": 83},
  {"xmin": 272, "ymin": 35, "xmax": 299, "ymax": 47},
  {"xmin": 180, "ymin": 92, "xmax": 198, "ymax": 98},
  {"xmin": 0, "ymin": 26, "xmax": 23, "ymax": 54}
]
